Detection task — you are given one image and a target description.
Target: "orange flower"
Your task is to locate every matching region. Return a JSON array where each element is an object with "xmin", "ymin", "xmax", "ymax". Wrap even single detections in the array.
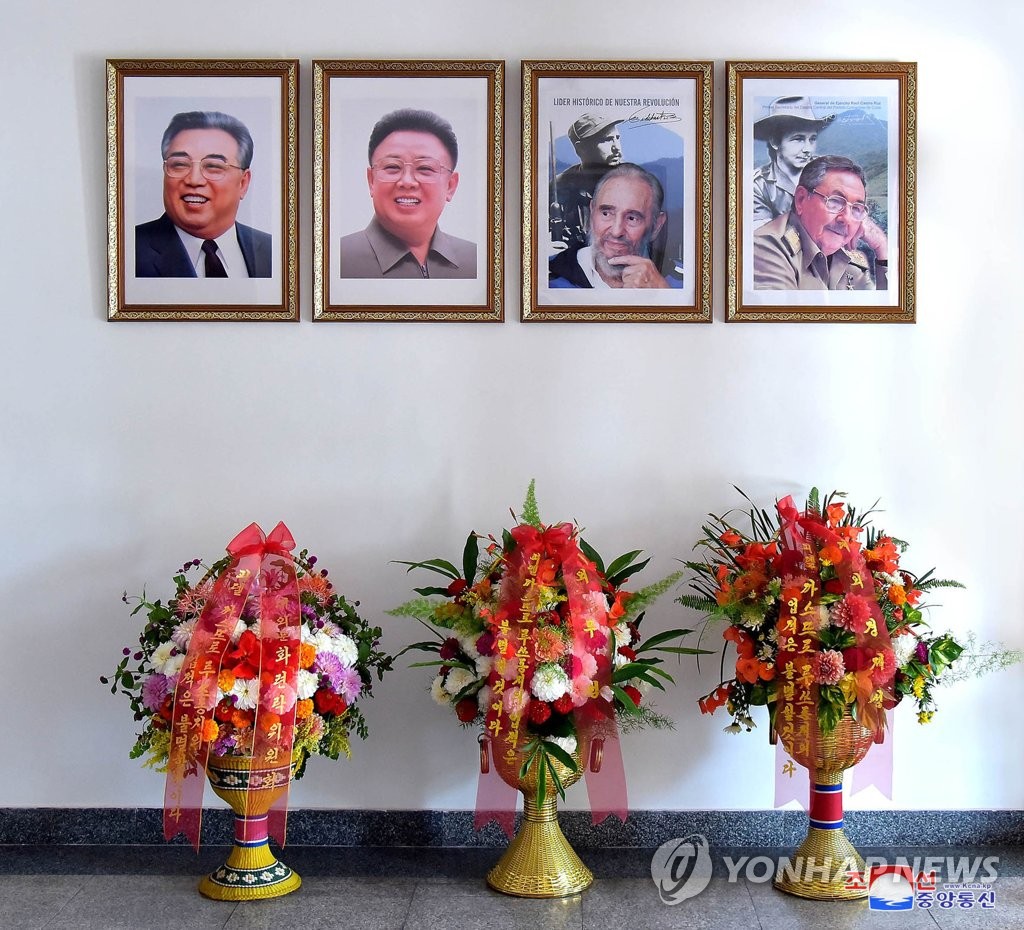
[
  {"xmin": 217, "ymin": 669, "xmax": 236, "ymax": 693},
  {"xmin": 826, "ymin": 502, "xmax": 846, "ymax": 527},
  {"xmin": 295, "ymin": 698, "xmax": 314, "ymax": 720},
  {"xmin": 201, "ymin": 719, "xmax": 219, "ymax": 742},
  {"xmin": 698, "ymin": 684, "xmax": 732, "ymax": 715},
  {"xmin": 736, "ymin": 657, "xmax": 775, "ymax": 684},
  {"xmin": 732, "ymin": 570, "xmax": 767, "ymax": 601},
  {"xmin": 258, "ymin": 711, "xmax": 281, "ymax": 735},
  {"xmin": 720, "ymin": 530, "xmax": 742, "ymax": 547},
  {"xmin": 231, "ymin": 708, "xmax": 255, "ymax": 729},
  {"xmin": 298, "ymin": 572, "xmax": 332, "ymax": 604},
  {"xmin": 724, "ymin": 625, "xmax": 755, "ymax": 659},
  {"xmin": 608, "ymin": 590, "xmax": 632, "ymax": 621},
  {"xmin": 888, "ymin": 584, "xmax": 907, "ymax": 606},
  {"xmin": 299, "ymin": 642, "xmax": 317, "ymax": 669},
  {"xmin": 819, "ymin": 543, "xmax": 844, "ymax": 566},
  {"xmin": 536, "ymin": 558, "xmax": 559, "ymax": 586}
]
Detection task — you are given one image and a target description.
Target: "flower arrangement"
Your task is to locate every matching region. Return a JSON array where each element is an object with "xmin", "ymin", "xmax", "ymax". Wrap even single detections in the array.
[
  {"xmin": 390, "ymin": 482, "xmax": 697, "ymax": 799},
  {"xmin": 103, "ymin": 538, "xmax": 392, "ymax": 780},
  {"xmin": 680, "ymin": 488, "xmax": 966, "ymax": 736}
]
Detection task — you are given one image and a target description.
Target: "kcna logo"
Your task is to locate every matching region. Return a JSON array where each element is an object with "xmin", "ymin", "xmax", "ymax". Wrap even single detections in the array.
[{"xmin": 650, "ymin": 834, "xmax": 713, "ymax": 905}]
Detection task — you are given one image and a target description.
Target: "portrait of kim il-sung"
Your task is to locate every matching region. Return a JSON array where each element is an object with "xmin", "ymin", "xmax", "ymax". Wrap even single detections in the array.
[
  {"xmin": 314, "ymin": 60, "xmax": 504, "ymax": 322},
  {"xmin": 108, "ymin": 59, "xmax": 298, "ymax": 321}
]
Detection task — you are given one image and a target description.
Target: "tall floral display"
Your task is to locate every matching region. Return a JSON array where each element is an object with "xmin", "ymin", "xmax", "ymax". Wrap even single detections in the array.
[
  {"xmin": 681, "ymin": 490, "xmax": 965, "ymax": 900},
  {"xmin": 103, "ymin": 522, "xmax": 392, "ymax": 900},
  {"xmin": 391, "ymin": 483, "xmax": 697, "ymax": 897}
]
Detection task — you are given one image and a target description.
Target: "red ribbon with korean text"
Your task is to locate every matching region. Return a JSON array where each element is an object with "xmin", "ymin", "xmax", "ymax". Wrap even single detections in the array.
[
  {"xmin": 474, "ymin": 523, "xmax": 626, "ymax": 835},
  {"xmin": 164, "ymin": 522, "xmax": 302, "ymax": 850}
]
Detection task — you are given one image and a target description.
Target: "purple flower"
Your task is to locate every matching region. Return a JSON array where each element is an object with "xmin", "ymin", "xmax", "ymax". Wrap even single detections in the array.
[
  {"xmin": 335, "ymin": 666, "xmax": 363, "ymax": 703},
  {"xmin": 313, "ymin": 652, "xmax": 345, "ymax": 690},
  {"xmin": 916, "ymin": 641, "xmax": 929, "ymax": 663},
  {"xmin": 141, "ymin": 673, "xmax": 171, "ymax": 712}
]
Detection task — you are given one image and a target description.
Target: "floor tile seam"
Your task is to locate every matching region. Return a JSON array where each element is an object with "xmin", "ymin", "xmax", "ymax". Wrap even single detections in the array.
[
  {"xmin": 38, "ymin": 876, "xmax": 90, "ymax": 930},
  {"xmin": 399, "ymin": 878, "xmax": 425, "ymax": 930},
  {"xmin": 741, "ymin": 877, "xmax": 766, "ymax": 930}
]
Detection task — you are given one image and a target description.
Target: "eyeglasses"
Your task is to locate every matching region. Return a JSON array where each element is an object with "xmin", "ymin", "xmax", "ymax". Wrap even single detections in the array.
[
  {"xmin": 163, "ymin": 157, "xmax": 244, "ymax": 181},
  {"xmin": 810, "ymin": 189, "xmax": 867, "ymax": 221},
  {"xmin": 370, "ymin": 158, "xmax": 453, "ymax": 184}
]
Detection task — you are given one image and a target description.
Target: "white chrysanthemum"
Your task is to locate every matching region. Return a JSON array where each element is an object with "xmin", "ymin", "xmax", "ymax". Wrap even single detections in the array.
[
  {"xmin": 229, "ymin": 618, "xmax": 248, "ymax": 644},
  {"xmin": 477, "ymin": 684, "xmax": 492, "ymax": 711},
  {"xmin": 892, "ymin": 633, "xmax": 917, "ymax": 668},
  {"xmin": 613, "ymin": 647, "xmax": 631, "ymax": 669},
  {"xmin": 612, "ymin": 622, "xmax": 631, "ymax": 649},
  {"xmin": 531, "ymin": 663, "xmax": 570, "ymax": 702},
  {"xmin": 327, "ymin": 633, "xmax": 359, "ymax": 668},
  {"xmin": 430, "ymin": 675, "xmax": 449, "ymax": 706},
  {"xmin": 444, "ymin": 667, "xmax": 476, "ymax": 696},
  {"xmin": 544, "ymin": 735, "xmax": 577, "ymax": 755},
  {"xmin": 300, "ymin": 624, "xmax": 316, "ymax": 644},
  {"xmin": 296, "ymin": 668, "xmax": 319, "ymax": 700},
  {"xmin": 151, "ymin": 641, "xmax": 183, "ymax": 675},
  {"xmin": 474, "ymin": 655, "xmax": 493, "ymax": 678},
  {"xmin": 818, "ymin": 605, "xmax": 831, "ymax": 629},
  {"xmin": 458, "ymin": 633, "xmax": 481, "ymax": 660},
  {"xmin": 231, "ymin": 678, "xmax": 260, "ymax": 711},
  {"xmin": 767, "ymin": 627, "xmax": 779, "ymax": 644}
]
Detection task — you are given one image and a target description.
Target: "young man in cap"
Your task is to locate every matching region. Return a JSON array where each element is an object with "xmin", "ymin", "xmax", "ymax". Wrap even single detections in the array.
[{"xmin": 751, "ymin": 96, "xmax": 835, "ymax": 229}]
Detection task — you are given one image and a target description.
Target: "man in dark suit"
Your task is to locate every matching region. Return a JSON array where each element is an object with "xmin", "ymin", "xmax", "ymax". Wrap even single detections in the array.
[{"xmin": 136, "ymin": 111, "xmax": 272, "ymax": 278}]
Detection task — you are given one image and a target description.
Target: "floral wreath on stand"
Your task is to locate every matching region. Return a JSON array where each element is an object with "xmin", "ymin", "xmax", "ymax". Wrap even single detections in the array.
[
  {"xmin": 680, "ymin": 488, "xmax": 967, "ymax": 737},
  {"xmin": 391, "ymin": 482, "xmax": 700, "ymax": 815},
  {"xmin": 103, "ymin": 522, "xmax": 393, "ymax": 848}
]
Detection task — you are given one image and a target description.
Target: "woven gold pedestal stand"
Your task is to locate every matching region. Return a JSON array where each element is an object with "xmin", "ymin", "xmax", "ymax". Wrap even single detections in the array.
[
  {"xmin": 774, "ymin": 715, "xmax": 877, "ymax": 901},
  {"xmin": 485, "ymin": 741, "xmax": 593, "ymax": 898},
  {"xmin": 198, "ymin": 755, "xmax": 302, "ymax": 901}
]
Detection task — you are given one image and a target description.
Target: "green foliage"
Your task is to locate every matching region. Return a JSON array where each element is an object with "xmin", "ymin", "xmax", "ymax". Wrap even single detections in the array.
[{"xmin": 521, "ymin": 479, "xmax": 542, "ymax": 529}]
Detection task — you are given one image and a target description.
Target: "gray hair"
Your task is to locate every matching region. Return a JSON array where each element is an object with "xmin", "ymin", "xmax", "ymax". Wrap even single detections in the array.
[
  {"xmin": 161, "ymin": 111, "xmax": 254, "ymax": 169},
  {"xmin": 591, "ymin": 162, "xmax": 665, "ymax": 216},
  {"xmin": 797, "ymin": 155, "xmax": 866, "ymax": 193}
]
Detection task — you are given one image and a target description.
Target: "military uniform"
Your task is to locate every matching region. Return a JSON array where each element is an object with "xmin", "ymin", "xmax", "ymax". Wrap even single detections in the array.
[
  {"xmin": 753, "ymin": 212, "xmax": 885, "ymax": 291},
  {"xmin": 751, "ymin": 161, "xmax": 797, "ymax": 230},
  {"xmin": 548, "ymin": 165, "xmax": 607, "ymax": 251}
]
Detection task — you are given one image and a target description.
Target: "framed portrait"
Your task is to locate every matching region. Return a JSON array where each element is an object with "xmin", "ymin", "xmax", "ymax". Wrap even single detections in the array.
[
  {"xmin": 106, "ymin": 59, "xmax": 299, "ymax": 321},
  {"xmin": 727, "ymin": 61, "xmax": 916, "ymax": 323},
  {"xmin": 521, "ymin": 60, "xmax": 712, "ymax": 323},
  {"xmin": 313, "ymin": 59, "xmax": 503, "ymax": 322}
]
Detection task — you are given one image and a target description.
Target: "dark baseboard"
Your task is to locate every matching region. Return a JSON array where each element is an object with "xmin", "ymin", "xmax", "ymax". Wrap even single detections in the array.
[{"xmin": 2, "ymin": 808, "xmax": 1022, "ymax": 848}]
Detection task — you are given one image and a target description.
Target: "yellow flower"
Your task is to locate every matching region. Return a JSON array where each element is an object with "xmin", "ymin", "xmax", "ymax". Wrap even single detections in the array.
[
  {"xmin": 917, "ymin": 710, "xmax": 934, "ymax": 724},
  {"xmin": 912, "ymin": 675, "xmax": 925, "ymax": 699},
  {"xmin": 839, "ymin": 673, "xmax": 857, "ymax": 704}
]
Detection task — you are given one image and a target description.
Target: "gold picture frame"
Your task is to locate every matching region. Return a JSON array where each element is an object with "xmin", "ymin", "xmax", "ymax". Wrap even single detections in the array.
[
  {"xmin": 521, "ymin": 60, "xmax": 713, "ymax": 323},
  {"xmin": 313, "ymin": 59, "xmax": 504, "ymax": 322},
  {"xmin": 727, "ymin": 60, "xmax": 916, "ymax": 323},
  {"xmin": 106, "ymin": 59, "xmax": 299, "ymax": 321}
]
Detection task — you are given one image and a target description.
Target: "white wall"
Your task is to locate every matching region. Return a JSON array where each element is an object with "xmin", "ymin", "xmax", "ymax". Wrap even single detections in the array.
[{"xmin": 2, "ymin": 0, "xmax": 1022, "ymax": 812}]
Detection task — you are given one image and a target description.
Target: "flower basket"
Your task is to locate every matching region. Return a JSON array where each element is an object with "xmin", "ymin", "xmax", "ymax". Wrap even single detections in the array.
[
  {"xmin": 391, "ymin": 482, "xmax": 699, "ymax": 898},
  {"xmin": 681, "ymin": 489, "xmax": 966, "ymax": 901},
  {"xmin": 103, "ymin": 522, "xmax": 393, "ymax": 899}
]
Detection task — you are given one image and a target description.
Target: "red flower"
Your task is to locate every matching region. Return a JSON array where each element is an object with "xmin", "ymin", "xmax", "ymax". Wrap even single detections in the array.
[
  {"xmin": 720, "ymin": 530, "xmax": 742, "ymax": 547},
  {"xmin": 621, "ymin": 685, "xmax": 642, "ymax": 707},
  {"xmin": 528, "ymin": 701, "xmax": 552, "ymax": 725},
  {"xmin": 698, "ymin": 684, "xmax": 731, "ymax": 715},
  {"xmin": 447, "ymin": 578, "xmax": 468, "ymax": 597},
  {"xmin": 455, "ymin": 698, "xmax": 479, "ymax": 722},
  {"xmin": 824, "ymin": 579, "xmax": 845, "ymax": 595},
  {"xmin": 552, "ymin": 694, "xmax": 574, "ymax": 715},
  {"xmin": 223, "ymin": 629, "xmax": 261, "ymax": 680},
  {"xmin": 439, "ymin": 638, "xmax": 460, "ymax": 661},
  {"xmin": 313, "ymin": 688, "xmax": 347, "ymax": 716},
  {"xmin": 617, "ymin": 645, "xmax": 637, "ymax": 662},
  {"xmin": 213, "ymin": 699, "xmax": 234, "ymax": 722}
]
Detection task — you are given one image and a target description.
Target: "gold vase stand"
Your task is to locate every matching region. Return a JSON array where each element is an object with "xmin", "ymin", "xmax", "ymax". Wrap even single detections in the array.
[{"xmin": 199, "ymin": 755, "xmax": 302, "ymax": 901}]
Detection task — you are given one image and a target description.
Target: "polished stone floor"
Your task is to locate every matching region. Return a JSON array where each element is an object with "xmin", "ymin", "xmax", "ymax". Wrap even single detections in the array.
[{"xmin": 2, "ymin": 845, "xmax": 1022, "ymax": 929}]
